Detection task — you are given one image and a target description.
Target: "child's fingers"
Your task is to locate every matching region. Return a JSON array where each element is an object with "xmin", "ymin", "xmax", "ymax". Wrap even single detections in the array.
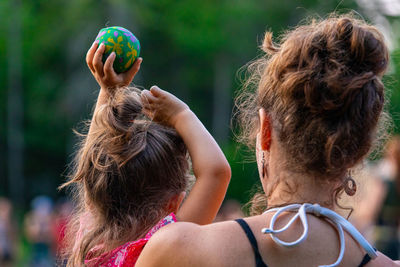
[
  {"xmin": 140, "ymin": 92, "xmax": 151, "ymax": 107},
  {"xmin": 124, "ymin": 58, "xmax": 142, "ymax": 83},
  {"xmin": 93, "ymin": 43, "xmax": 105, "ymax": 77},
  {"xmin": 86, "ymin": 42, "xmax": 98, "ymax": 73},
  {"xmin": 103, "ymin": 52, "xmax": 117, "ymax": 81},
  {"xmin": 149, "ymin": 85, "xmax": 164, "ymax": 97},
  {"xmin": 141, "ymin": 90, "xmax": 158, "ymax": 105}
]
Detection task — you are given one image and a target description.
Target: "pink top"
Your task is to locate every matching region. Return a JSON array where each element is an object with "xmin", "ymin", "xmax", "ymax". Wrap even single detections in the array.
[{"xmin": 84, "ymin": 213, "xmax": 177, "ymax": 267}]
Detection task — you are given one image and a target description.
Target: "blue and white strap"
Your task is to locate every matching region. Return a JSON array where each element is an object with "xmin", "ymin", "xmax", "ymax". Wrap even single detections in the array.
[{"xmin": 261, "ymin": 203, "xmax": 377, "ymax": 267}]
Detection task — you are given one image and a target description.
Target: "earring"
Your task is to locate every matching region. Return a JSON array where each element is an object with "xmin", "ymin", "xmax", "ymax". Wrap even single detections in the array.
[
  {"xmin": 343, "ymin": 170, "xmax": 356, "ymax": 196},
  {"xmin": 261, "ymin": 152, "xmax": 268, "ymax": 179}
]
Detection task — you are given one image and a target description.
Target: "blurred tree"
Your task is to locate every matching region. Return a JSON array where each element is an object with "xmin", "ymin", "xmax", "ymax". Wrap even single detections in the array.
[{"xmin": 6, "ymin": 0, "xmax": 24, "ymax": 207}]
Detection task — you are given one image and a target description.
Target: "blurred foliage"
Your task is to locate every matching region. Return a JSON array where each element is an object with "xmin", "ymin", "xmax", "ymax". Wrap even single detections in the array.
[
  {"xmin": 388, "ymin": 49, "xmax": 400, "ymax": 131},
  {"xmin": 1, "ymin": 0, "xmax": 400, "ymax": 208}
]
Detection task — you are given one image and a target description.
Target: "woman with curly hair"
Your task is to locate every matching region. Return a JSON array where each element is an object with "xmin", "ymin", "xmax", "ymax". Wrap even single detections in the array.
[{"xmin": 136, "ymin": 15, "xmax": 399, "ymax": 267}]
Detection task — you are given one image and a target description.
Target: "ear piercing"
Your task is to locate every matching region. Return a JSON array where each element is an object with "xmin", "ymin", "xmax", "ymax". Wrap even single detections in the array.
[{"xmin": 262, "ymin": 152, "xmax": 268, "ymax": 179}]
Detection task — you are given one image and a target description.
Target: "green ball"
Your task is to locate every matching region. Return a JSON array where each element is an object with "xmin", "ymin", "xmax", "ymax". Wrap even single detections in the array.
[{"xmin": 95, "ymin": 26, "xmax": 141, "ymax": 73}]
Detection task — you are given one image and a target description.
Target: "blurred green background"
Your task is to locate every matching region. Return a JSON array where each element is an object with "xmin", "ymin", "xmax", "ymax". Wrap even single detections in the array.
[
  {"xmin": 2, "ymin": 0, "xmax": 400, "ymax": 207},
  {"xmin": 0, "ymin": 0, "xmax": 400, "ymax": 264}
]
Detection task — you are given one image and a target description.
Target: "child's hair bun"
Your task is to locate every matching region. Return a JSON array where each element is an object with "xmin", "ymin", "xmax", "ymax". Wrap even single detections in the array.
[
  {"xmin": 90, "ymin": 87, "xmax": 150, "ymax": 171},
  {"xmin": 94, "ymin": 87, "xmax": 145, "ymax": 140},
  {"xmin": 110, "ymin": 87, "xmax": 144, "ymax": 132}
]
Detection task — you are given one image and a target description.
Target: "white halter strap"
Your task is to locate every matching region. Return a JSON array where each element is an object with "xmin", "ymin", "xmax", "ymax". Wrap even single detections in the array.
[{"xmin": 262, "ymin": 203, "xmax": 377, "ymax": 267}]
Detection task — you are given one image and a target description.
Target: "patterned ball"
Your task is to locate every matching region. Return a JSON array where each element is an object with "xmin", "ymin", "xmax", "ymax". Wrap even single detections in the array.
[{"xmin": 95, "ymin": 26, "xmax": 141, "ymax": 73}]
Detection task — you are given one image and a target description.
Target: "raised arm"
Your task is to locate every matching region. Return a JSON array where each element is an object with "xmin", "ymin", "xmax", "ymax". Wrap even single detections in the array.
[
  {"xmin": 85, "ymin": 42, "xmax": 142, "ymax": 134},
  {"xmin": 141, "ymin": 86, "xmax": 231, "ymax": 224}
]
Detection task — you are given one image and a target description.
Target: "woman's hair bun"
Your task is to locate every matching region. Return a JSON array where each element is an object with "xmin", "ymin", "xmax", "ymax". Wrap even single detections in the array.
[
  {"xmin": 267, "ymin": 15, "xmax": 389, "ymax": 118},
  {"xmin": 307, "ymin": 16, "xmax": 389, "ymax": 119},
  {"xmin": 335, "ymin": 17, "xmax": 388, "ymax": 76},
  {"xmin": 237, "ymin": 14, "xmax": 389, "ymax": 180}
]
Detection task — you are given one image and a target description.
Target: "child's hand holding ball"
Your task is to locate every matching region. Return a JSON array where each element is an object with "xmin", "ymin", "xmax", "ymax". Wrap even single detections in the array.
[{"xmin": 87, "ymin": 26, "xmax": 142, "ymax": 90}]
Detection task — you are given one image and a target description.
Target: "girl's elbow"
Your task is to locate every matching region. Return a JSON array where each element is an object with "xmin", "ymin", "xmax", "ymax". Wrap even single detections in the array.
[{"xmin": 215, "ymin": 161, "xmax": 231, "ymax": 183}]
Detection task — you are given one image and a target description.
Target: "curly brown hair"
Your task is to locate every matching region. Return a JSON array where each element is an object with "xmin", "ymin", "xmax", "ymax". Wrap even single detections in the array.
[
  {"xmin": 60, "ymin": 87, "xmax": 190, "ymax": 266},
  {"xmin": 236, "ymin": 15, "xmax": 389, "ymax": 214}
]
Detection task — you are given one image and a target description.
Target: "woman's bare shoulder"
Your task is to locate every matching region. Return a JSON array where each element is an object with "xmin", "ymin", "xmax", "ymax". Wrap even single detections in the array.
[
  {"xmin": 146, "ymin": 221, "xmax": 205, "ymax": 249},
  {"xmin": 135, "ymin": 220, "xmax": 245, "ymax": 267},
  {"xmin": 367, "ymin": 252, "xmax": 400, "ymax": 267},
  {"xmin": 135, "ymin": 222, "xmax": 199, "ymax": 267}
]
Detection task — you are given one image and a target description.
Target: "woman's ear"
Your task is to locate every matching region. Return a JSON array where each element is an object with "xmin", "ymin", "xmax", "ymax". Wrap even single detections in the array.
[
  {"xmin": 166, "ymin": 192, "xmax": 186, "ymax": 214},
  {"xmin": 259, "ymin": 108, "xmax": 271, "ymax": 151}
]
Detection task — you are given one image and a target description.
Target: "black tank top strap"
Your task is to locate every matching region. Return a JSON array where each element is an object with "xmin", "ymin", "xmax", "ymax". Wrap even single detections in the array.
[
  {"xmin": 358, "ymin": 253, "xmax": 372, "ymax": 267},
  {"xmin": 358, "ymin": 247, "xmax": 377, "ymax": 267},
  {"xmin": 235, "ymin": 219, "xmax": 268, "ymax": 267}
]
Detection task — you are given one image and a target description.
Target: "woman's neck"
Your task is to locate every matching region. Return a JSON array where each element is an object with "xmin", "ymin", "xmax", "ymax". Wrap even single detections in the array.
[
  {"xmin": 265, "ymin": 170, "xmax": 338, "ymax": 210},
  {"xmin": 263, "ymin": 138, "xmax": 343, "ymax": 210}
]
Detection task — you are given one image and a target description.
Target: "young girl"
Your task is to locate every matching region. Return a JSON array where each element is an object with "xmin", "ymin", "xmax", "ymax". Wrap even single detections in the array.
[{"xmin": 60, "ymin": 42, "xmax": 231, "ymax": 266}]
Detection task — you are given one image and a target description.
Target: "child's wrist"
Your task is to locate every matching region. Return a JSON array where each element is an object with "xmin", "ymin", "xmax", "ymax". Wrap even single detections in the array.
[
  {"xmin": 96, "ymin": 88, "xmax": 114, "ymax": 107},
  {"xmin": 172, "ymin": 108, "xmax": 194, "ymax": 128},
  {"xmin": 99, "ymin": 86, "xmax": 117, "ymax": 97},
  {"xmin": 98, "ymin": 88, "xmax": 111, "ymax": 98}
]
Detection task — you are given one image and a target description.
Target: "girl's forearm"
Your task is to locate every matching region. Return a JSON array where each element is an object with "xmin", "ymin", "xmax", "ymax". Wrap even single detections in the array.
[
  {"xmin": 87, "ymin": 88, "xmax": 110, "ymax": 136},
  {"xmin": 174, "ymin": 109, "xmax": 230, "ymax": 179},
  {"xmin": 174, "ymin": 109, "xmax": 231, "ymax": 224}
]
